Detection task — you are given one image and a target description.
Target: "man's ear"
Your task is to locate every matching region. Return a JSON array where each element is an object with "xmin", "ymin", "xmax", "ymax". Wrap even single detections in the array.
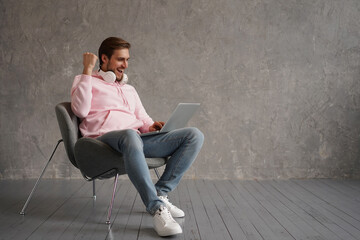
[{"xmin": 101, "ymin": 54, "xmax": 109, "ymax": 66}]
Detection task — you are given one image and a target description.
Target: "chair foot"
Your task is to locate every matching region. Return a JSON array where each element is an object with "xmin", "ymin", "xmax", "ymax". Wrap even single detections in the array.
[
  {"xmin": 19, "ymin": 211, "xmax": 25, "ymax": 215},
  {"xmin": 106, "ymin": 220, "xmax": 111, "ymax": 225},
  {"xmin": 92, "ymin": 180, "xmax": 96, "ymax": 199}
]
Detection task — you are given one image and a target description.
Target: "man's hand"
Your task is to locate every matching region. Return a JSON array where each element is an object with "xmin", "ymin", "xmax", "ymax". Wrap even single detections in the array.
[
  {"xmin": 149, "ymin": 121, "xmax": 165, "ymax": 132},
  {"xmin": 82, "ymin": 52, "xmax": 98, "ymax": 75}
]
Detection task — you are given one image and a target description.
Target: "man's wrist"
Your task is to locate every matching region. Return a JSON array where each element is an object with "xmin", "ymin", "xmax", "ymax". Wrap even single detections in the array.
[{"xmin": 82, "ymin": 67, "xmax": 94, "ymax": 75}]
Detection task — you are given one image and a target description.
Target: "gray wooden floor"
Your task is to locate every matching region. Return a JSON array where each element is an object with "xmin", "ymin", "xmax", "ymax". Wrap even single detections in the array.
[{"xmin": 0, "ymin": 178, "xmax": 359, "ymax": 240}]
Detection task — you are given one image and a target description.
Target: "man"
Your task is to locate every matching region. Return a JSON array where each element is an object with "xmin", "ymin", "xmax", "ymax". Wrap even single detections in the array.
[{"xmin": 71, "ymin": 37, "xmax": 204, "ymax": 237}]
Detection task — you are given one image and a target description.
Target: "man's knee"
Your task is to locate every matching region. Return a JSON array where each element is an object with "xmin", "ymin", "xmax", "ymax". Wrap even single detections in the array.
[
  {"xmin": 121, "ymin": 129, "xmax": 142, "ymax": 144},
  {"xmin": 121, "ymin": 129, "xmax": 140, "ymax": 138},
  {"xmin": 185, "ymin": 127, "xmax": 204, "ymax": 146},
  {"xmin": 108, "ymin": 129, "xmax": 143, "ymax": 152}
]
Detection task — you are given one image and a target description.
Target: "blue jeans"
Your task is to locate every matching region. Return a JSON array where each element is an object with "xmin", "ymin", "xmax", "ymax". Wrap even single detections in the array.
[{"xmin": 97, "ymin": 127, "xmax": 204, "ymax": 215}]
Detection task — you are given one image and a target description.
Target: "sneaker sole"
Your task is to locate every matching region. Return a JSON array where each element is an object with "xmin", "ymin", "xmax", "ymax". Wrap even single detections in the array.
[
  {"xmin": 156, "ymin": 227, "xmax": 183, "ymax": 237},
  {"xmin": 171, "ymin": 211, "xmax": 185, "ymax": 218}
]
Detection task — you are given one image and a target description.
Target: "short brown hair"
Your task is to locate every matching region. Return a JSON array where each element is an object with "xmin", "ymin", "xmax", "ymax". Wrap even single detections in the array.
[{"xmin": 98, "ymin": 37, "xmax": 131, "ymax": 67}]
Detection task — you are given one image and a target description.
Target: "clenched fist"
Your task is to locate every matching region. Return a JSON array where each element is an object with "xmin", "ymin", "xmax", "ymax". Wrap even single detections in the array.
[{"xmin": 82, "ymin": 52, "xmax": 98, "ymax": 75}]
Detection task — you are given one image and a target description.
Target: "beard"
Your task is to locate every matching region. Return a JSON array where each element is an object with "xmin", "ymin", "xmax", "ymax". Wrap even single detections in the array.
[{"xmin": 105, "ymin": 62, "xmax": 123, "ymax": 81}]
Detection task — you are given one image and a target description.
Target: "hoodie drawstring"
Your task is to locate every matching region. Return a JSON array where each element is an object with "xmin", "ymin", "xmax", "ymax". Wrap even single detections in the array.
[{"xmin": 117, "ymin": 85, "xmax": 129, "ymax": 107}]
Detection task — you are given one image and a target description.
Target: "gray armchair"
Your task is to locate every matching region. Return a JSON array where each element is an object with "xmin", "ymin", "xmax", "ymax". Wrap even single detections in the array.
[{"xmin": 20, "ymin": 102, "xmax": 167, "ymax": 224}]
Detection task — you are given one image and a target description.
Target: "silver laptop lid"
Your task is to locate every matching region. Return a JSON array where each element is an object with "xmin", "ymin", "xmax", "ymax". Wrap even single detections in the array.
[
  {"xmin": 140, "ymin": 103, "xmax": 200, "ymax": 137},
  {"xmin": 160, "ymin": 103, "xmax": 200, "ymax": 132}
]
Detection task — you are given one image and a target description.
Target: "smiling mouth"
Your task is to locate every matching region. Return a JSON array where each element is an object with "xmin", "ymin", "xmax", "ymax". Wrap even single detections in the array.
[{"xmin": 117, "ymin": 68, "xmax": 124, "ymax": 74}]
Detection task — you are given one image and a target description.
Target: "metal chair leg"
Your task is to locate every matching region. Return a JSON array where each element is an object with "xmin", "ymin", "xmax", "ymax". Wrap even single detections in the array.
[
  {"xmin": 154, "ymin": 168, "xmax": 161, "ymax": 179},
  {"xmin": 20, "ymin": 139, "xmax": 63, "ymax": 215},
  {"xmin": 93, "ymin": 180, "xmax": 96, "ymax": 200},
  {"xmin": 106, "ymin": 173, "xmax": 119, "ymax": 225}
]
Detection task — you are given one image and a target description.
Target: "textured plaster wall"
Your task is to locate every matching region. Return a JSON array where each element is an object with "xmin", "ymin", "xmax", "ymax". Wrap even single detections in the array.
[{"xmin": 1, "ymin": 0, "xmax": 360, "ymax": 179}]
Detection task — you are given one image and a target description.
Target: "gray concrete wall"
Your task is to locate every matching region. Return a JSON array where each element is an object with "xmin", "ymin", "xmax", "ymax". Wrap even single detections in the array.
[{"xmin": 1, "ymin": 0, "xmax": 360, "ymax": 179}]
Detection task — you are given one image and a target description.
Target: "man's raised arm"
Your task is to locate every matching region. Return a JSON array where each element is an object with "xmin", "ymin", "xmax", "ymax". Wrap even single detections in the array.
[{"xmin": 71, "ymin": 52, "xmax": 98, "ymax": 118}]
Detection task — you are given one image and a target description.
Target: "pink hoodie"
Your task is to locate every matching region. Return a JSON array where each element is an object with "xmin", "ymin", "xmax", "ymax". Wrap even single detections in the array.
[{"xmin": 71, "ymin": 72, "xmax": 154, "ymax": 138}]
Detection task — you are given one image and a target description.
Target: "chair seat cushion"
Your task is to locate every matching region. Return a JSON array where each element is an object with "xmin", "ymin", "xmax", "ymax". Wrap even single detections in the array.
[{"xmin": 74, "ymin": 137, "xmax": 167, "ymax": 179}]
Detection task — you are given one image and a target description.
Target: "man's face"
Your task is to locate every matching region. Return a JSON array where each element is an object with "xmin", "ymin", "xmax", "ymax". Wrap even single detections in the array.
[{"xmin": 101, "ymin": 48, "xmax": 130, "ymax": 81}]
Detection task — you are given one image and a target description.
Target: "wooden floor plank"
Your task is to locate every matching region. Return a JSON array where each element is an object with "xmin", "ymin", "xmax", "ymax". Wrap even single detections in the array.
[
  {"xmin": 273, "ymin": 180, "xmax": 355, "ymax": 240},
  {"xmin": 58, "ymin": 180, "xmax": 107, "ymax": 240},
  {"xmin": 121, "ymin": 191, "xmax": 145, "ymax": 240},
  {"xmin": 345, "ymin": 180, "xmax": 360, "ymax": 193},
  {"xmin": 319, "ymin": 179, "xmax": 360, "ymax": 202},
  {"xmin": 177, "ymin": 180, "xmax": 201, "ymax": 240},
  {"xmin": 213, "ymin": 181, "xmax": 263, "ymax": 240},
  {"xmin": 250, "ymin": 180, "xmax": 326, "ymax": 240},
  {"xmin": 219, "ymin": 180, "xmax": 279, "ymax": 240},
  {"xmin": 288, "ymin": 180, "xmax": 360, "ymax": 240},
  {"xmin": 291, "ymin": 180, "xmax": 360, "ymax": 238},
  {"xmin": 244, "ymin": 180, "xmax": 311, "ymax": 240},
  {"xmin": 1, "ymin": 179, "xmax": 360, "ymax": 240},
  {"xmin": 204, "ymin": 180, "xmax": 247, "ymax": 240},
  {"xmin": 0, "ymin": 179, "xmax": 50, "ymax": 226},
  {"xmin": 297, "ymin": 179, "xmax": 360, "ymax": 220},
  {"xmin": 0, "ymin": 180, "xmax": 37, "ymax": 215},
  {"xmin": 194, "ymin": 180, "xmax": 233, "ymax": 240},
  {"xmin": 0, "ymin": 179, "xmax": 85, "ymax": 240},
  {"xmin": 26, "ymin": 181, "xmax": 94, "ymax": 240},
  {"xmin": 311, "ymin": 179, "xmax": 360, "ymax": 206},
  {"xmin": 186, "ymin": 180, "xmax": 217, "ymax": 240},
  {"xmin": 231, "ymin": 180, "xmax": 295, "ymax": 240},
  {"xmin": 261, "ymin": 180, "xmax": 339, "ymax": 240},
  {"xmin": 0, "ymin": 180, "xmax": 56, "ymax": 240}
]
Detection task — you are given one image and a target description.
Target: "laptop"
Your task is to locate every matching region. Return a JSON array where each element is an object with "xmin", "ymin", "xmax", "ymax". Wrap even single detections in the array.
[{"xmin": 140, "ymin": 103, "xmax": 200, "ymax": 137}]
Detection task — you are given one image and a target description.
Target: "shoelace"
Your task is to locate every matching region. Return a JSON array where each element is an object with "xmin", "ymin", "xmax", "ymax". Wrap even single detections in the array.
[
  {"xmin": 160, "ymin": 196, "xmax": 177, "ymax": 210},
  {"xmin": 158, "ymin": 206, "xmax": 176, "ymax": 223}
]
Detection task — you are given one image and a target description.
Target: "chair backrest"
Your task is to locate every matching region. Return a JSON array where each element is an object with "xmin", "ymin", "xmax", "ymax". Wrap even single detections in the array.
[{"xmin": 55, "ymin": 102, "xmax": 80, "ymax": 168}]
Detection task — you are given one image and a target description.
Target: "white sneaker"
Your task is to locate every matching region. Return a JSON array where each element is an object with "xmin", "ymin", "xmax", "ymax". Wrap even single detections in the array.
[
  {"xmin": 153, "ymin": 206, "xmax": 182, "ymax": 237},
  {"xmin": 158, "ymin": 195, "xmax": 185, "ymax": 218}
]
